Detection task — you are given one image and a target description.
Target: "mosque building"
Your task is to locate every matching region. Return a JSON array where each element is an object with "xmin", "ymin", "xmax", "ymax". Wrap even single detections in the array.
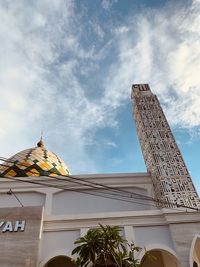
[{"xmin": 0, "ymin": 84, "xmax": 200, "ymax": 267}]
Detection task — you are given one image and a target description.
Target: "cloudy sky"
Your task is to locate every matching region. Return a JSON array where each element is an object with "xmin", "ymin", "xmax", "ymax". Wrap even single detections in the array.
[{"xmin": 0, "ymin": 0, "xmax": 200, "ymax": 193}]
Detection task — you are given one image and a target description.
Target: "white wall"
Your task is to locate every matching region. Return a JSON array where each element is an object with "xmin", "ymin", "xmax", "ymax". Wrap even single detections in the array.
[
  {"xmin": 40, "ymin": 230, "xmax": 79, "ymax": 263},
  {"xmin": 51, "ymin": 187, "xmax": 153, "ymax": 215},
  {"xmin": 134, "ymin": 225, "xmax": 175, "ymax": 251},
  {"xmin": 0, "ymin": 191, "xmax": 45, "ymax": 208}
]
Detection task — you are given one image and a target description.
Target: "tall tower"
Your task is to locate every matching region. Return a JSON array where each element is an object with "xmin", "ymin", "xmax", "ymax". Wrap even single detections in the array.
[{"xmin": 131, "ymin": 84, "xmax": 200, "ymax": 208}]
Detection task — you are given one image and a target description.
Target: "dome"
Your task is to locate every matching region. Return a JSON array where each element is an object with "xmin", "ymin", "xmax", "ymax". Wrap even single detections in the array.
[{"xmin": 0, "ymin": 140, "xmax": 70, "ymax": 177}]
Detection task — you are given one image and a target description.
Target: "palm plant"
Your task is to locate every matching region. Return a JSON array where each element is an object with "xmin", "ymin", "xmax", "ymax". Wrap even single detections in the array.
[
  {"xmin": 72, "ymin": 228, "xmax": 103, "ymax": 267},
  {"xmin": 72, "ymin": 224, "xmax": 143, "ymax": 267},
  {"xmin": 97, "ymin": 224, "xmax": 127, "ymax": 267}
]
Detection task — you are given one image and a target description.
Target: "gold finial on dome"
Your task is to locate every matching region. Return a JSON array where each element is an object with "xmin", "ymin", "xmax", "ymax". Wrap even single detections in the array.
[
  {"xmin": 37, "ymin": 139, "xmax": 45, "ymax": 148},
  {"xmin": 37, "ymin": 130, "xmax": 45, "ymax": 148}
]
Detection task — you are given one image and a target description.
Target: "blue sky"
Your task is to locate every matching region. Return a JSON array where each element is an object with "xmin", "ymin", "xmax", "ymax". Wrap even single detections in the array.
[{"xmin": 0, "ymin": 0, "xmax": 200, "ymax": 193}]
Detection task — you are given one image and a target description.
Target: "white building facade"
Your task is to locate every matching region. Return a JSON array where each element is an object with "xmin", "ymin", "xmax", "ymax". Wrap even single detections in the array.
[{"xmin": 0, "ymin": 84, "xmax": 199, "ymax": 267}]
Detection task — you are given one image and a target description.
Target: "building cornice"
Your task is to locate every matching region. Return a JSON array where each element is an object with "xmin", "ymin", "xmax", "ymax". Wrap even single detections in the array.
[
  {"xmin": 43, "ymin": 209, "xmax": 200, "ymax": 232},
  {"xmin": 0, "ymin": 172, "xmax": 152, "ymax": 192}
]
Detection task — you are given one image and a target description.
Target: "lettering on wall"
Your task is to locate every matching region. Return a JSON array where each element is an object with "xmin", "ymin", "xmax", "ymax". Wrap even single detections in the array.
[{"xmin": 0, "ymin": 220, "xmax": 26, "ymax": 233}]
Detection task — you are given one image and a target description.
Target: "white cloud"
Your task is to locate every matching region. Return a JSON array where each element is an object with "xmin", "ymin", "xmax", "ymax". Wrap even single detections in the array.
[
  {"xmin": 0, "ymin": 1, "xmax": 98, "ymax": 171},
  {"xmin": 0, "ymin": 0, "xmax": 118, "ymax": 173},
  {"xmin": 114, "ymin": 26, "xmax": 129, "ymax": 35},
  {"xmin": 93, "ymin": 22, "xmax": 105, "ymax": 39},
  {"xmin": 106, "ymin": 141, "xmax": 118, "ymax": 148},
  {"xmin": 101, "ymin": 0, "xmax": 118, "ymax": 10},
  {"xmin": 0, "ymin": 0, "xmax": 200, "ymax": 175},
  {"xmin": 102, "ymin": 0, "xmax": 200, "ymax": 129}
]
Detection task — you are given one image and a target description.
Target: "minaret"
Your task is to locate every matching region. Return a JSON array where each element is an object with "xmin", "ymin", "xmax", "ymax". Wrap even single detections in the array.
[{"xmin": 131, "ymin": 84, "xmax": 200, "ymax": 208}]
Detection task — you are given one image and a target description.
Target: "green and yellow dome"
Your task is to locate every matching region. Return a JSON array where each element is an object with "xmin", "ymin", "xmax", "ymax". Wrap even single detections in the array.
[{"xmin": 0, "ymin": 140, "xmax": 70, "ymax": 177}]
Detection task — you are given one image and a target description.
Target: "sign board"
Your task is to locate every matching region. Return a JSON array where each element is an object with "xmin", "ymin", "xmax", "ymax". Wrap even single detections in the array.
[
  {"xmin": 0, "ymin": 206, "xmax": 43, "ymax": 267},
  {"xmin": 0, "ymin": 220, "xmax": 26, "ymax": 232}
]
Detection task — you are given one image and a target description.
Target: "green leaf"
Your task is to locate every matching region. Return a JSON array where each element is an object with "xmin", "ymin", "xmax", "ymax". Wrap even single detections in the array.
[{"xmin": 72, "ymin": 224, "xmax": 145, "ymax": 267}]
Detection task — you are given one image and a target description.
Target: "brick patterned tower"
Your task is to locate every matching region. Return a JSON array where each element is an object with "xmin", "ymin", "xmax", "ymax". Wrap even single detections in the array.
[{"xmin": 131, "ymin": 84, "xmax": 200, "ymax": 208}]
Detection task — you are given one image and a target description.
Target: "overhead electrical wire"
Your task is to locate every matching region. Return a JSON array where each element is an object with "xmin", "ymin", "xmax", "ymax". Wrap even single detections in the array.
[
  {"xmin": 7, "ymin": 188, "xmax": 24, "ymax": 207},
  {"xmin": 0, "ymin": 157, "xmax": 175, "ymax": 209},
  {"xmin": 2, "ymin": 169, "xmax": 158, "ymax": 208},
  {"xmin": 0, "ymin": 156, "xmax": 156, "ymax": 201},
  {"xmin": 0, "ymin": 158, "xmax": 198, "ymax": 211},
  {"xmin": 0, "ymin": 156, "xmax": 153, "ymax": 201},
  {"xmin": 0, "ymin": 162, "xmax": 158, "ymax": 208},
  {"xmin": 0, "ymin": 157, "xmax": 199, "ymax": 211}
]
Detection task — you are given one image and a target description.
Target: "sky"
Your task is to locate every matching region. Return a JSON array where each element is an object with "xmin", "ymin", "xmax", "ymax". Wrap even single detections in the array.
[{"xmin": 0, "ymin": 0, "xmax": 200, "ymax": 193}]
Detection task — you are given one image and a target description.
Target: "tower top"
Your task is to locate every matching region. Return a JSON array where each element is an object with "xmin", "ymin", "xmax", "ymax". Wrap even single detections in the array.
[{"xmin": 131, "ymin": 84, "xmax": 151, "ymax": 98}]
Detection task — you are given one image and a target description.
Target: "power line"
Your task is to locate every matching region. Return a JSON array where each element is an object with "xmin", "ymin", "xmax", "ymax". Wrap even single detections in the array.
[
  {"xmin": 0, "ymin": 158, "xmax": 199, "ymax": 211},
  {"xmin": 0, "ymin": 159, "xmax": 197, "ymax": 211},
  {"xmin": 4, "ymin": 173, "xmax": 198, "ymax": 212},
  {"xmin": 5, "ymin": 175, "xmax": 158, "ymax": 208},
  {"xmin": 0, "ymin": 162, "xmax": 161, "ymax": 209},
  {"xmin": 7, "ymin": 188, "xmax": 24, "ymax": 207},
  {"xmin": 0, "ymin": 156, "xmax": 155, "ymax": 201}
]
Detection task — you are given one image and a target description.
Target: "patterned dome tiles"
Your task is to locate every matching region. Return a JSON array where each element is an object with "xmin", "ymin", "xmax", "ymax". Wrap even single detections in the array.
[{"xmin": 0, "ymin": 142, "xmax": 70, "ymax": 178}]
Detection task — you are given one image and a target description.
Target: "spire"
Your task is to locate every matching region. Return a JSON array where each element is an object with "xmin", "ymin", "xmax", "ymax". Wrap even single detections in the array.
[
  {"xmin": 37, "ymin": 130, "xmax": 45, "ymax": 148},
  {"xmin": 37, "ymin": 139, "xmax": 45, "ymax": 148}
]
